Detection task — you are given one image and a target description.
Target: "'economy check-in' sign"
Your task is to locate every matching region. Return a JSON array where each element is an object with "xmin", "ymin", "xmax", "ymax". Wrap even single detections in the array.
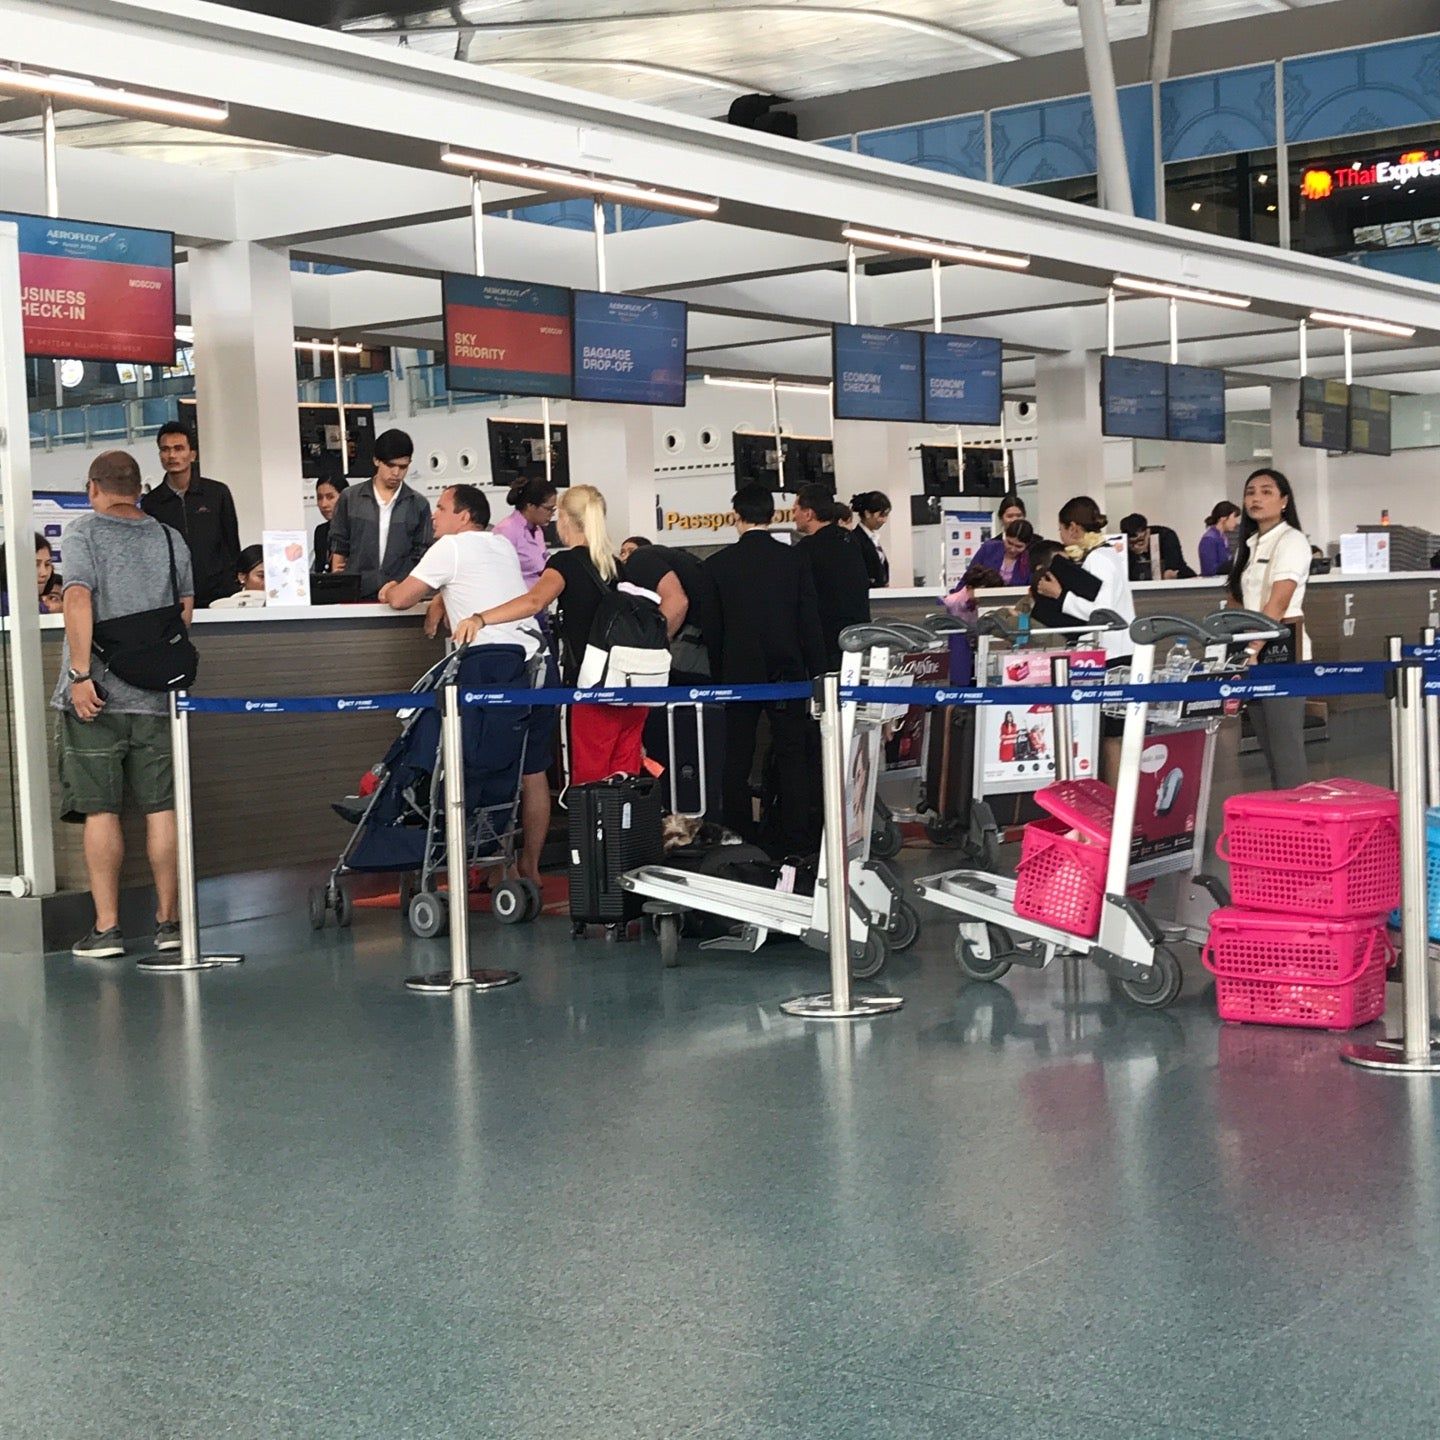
[
  {"xmin": 1, "ymin": 211, "xmax": 175, "ymax": 364},
  {"xmin": 832, "ymin": 324, "xmax": 923, "ymax": 422},
  {"xmin": 922, "ymin": 333, "xmax": 1003, "ymax": 426},
  {"xmin": 442, "ymin": 274, "xmax": 573, "ymax": 398}
]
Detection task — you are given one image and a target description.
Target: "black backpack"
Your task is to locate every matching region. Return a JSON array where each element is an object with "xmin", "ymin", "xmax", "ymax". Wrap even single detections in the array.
[{"xmin": 575, "ymin": 564, "xmax": 671, "ymax": 689}]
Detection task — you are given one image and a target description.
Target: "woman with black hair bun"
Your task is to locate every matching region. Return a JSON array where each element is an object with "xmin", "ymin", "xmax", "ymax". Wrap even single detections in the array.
[
  {"xmin": 1198, "ymin": 500, "xmax": 1241, "ymax": 577},
  {"xmin": 494, "ymin": 477, "xmax": 558, "ymax": 589},
  {"xmin": 848, "ymin": 491, "xmax": 891, "ymax": 587}
]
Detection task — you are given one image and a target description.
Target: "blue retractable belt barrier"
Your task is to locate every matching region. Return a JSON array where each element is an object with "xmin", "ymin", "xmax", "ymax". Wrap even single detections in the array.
[{"xmin": 175, "ymin": 661, "xmax": 1393, "ymax": 715}]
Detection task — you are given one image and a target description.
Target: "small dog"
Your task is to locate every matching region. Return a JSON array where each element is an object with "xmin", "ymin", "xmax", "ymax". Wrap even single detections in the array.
[{"xmin": 661, "ymin": 813, "xmax": 746, "ymax": 854}]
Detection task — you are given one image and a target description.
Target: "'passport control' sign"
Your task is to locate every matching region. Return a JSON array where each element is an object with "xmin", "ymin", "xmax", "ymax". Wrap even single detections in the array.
[{"xmin": 1, "ymin": 212, "xmax": 176, "ymax": 364}]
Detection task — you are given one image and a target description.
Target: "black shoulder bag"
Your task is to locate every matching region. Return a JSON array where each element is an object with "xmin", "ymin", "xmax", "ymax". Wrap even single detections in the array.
[{"xmin": 90, "ymin": 524, "xmax": 200, "ymax": 691}]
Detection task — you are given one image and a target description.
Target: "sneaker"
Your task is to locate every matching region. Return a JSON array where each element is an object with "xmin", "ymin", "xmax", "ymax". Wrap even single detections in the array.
[
  {"xmin": 72, "ymin": 926, "xmax": 125, "ymax": 960},
  {"xmin": 155, "ymin": 921, "xmax": 182, "ymax": 953}
]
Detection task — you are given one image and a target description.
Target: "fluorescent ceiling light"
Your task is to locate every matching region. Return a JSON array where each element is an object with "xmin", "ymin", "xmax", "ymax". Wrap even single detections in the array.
[
  {"xmin": 1112, "ymin": 275, "xmax": 1251, "ymax": 310},
  {"xmin": 295, "ymin": 340, "xmax": 365, "ymax": 354},
  {"xmin": 0, "ymin": 64, "xmax": 227, "ymax": 123},
  {"xmin": 440, "ymin": 149, "xmax": 719, "ymax": 216},
  {"xmin": 1308, "ymin": 310, "xmax": 1416, "ymax": 339},
  {"xmin": 841, "ymin": 226, "xmax": 1031, "ymax": 271},
  {"xmin": 704, "ymin": 374, "xmax": 831, "ymax": 395}
]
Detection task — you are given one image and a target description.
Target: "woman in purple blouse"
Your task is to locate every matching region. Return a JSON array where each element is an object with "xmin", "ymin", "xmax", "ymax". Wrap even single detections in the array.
[
  {"xmin": 971, "ymin": 520, "xmax": 1035, "ymax": 587},
  {"xmin": 1197, "ymin": 501, "xmax": 1241, "ymax": 577},
  {"xmin": 493, "ymin": 478, "xmax": 558, "ymax": 588}
]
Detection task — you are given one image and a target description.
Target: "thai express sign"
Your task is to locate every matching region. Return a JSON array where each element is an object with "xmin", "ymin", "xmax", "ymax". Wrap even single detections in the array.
[
  {"xmin": 0, "ymin": 211, "xmax": 176, "ymax": 364},
  {"xmin": 1301, "ymin": 149, "xmax": 1440, "ymax": 201}
]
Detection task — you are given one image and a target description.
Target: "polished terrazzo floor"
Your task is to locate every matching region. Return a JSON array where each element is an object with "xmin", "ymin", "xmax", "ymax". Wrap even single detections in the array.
[{"xmin": 1, "ymin": 845, "xmax": 1434, "ymax": 1440}]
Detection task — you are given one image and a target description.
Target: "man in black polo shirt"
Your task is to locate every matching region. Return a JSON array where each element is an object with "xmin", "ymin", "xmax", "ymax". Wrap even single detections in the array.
[{"xmin": 141, "ymin": 421, "xmax": 241, "ymax": 608}]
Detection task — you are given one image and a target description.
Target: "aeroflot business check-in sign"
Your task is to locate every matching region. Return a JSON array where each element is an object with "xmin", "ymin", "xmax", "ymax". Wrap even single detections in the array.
[
  {"xmin": 0, "ymin": 212, "xmax": 176, "ymax": 364},
  {"xmin": 442, "ymin": 273, "xmax": 573, "ymax": 398}
]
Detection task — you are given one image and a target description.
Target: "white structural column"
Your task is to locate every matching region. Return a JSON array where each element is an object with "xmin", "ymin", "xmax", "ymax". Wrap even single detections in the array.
[
  {"xmin": 1076, "ymin": 0, "xmax": 1135, "ymax": 217},
  {"xmin": 1133, "ymin": 441, "xmax": 1229, "ymax": 547},
  {"xmin": 189, "ymin": 242, "xmax": 304, "ymax": 540},
  {"xmin": 1034, "ymin": 351, "xmax": 1107, "ymax": 527},
  {"xmin": 567, "ymin": 404, "xmax": 655, "ymax": 542},
  {"xmin": 0, "ymin": 222, "xmax": 56, "ymax": 899},
  {"xmin": 1268, "ymin": 380, "xmax": 1330, "ymax": 547},
  {"xmin": 830, "ymin": 421, "xmax": 916, "ymax": 587}
]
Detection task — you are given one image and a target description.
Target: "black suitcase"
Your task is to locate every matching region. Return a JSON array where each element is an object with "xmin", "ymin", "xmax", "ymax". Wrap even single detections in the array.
[
  {"xmin": 567, "ymin": 775, "xmax": 664, "ymax": 925},
  {"xmin": 643, "ymin": 702, "xmax": 724, "ymax": 820}
]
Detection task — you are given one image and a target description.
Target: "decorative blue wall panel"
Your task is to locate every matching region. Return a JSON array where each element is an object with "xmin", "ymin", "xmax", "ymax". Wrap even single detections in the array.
[
  {"xmin": 619, "ymin": 208, "xmax": 692, "ymax": 231},
  {"xmin": 1160, "ymin": 66, "xmax": 1277, "ymax": 162},
  {"xmin": 1285, "ymin": 37, "xmax": 1440, "ymax": 143},
  {"xmin": 856, "ymin": 114, "xmax": 987, "ymax": 181},
  {"xmin": 816, "ymin": 136, "xmax": 855, "ymax": 152},
  {"xmin": 990, "ymin": 95, "xmax": 1096, "ymax": 186},
  {"xmin": 511, "ymin": 200, "xmax": 619, "ymax": 231}
]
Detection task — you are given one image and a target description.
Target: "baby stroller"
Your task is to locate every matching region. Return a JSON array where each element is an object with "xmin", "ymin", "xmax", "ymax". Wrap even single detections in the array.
[{"xmin": 309, "ymin": 643, "xmax": 544, "ymax": 938}]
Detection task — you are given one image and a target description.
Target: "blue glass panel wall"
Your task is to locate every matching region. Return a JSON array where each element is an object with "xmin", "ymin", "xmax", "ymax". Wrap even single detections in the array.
[
  {"xmin": 1285, "ymin": 36, "xmax": 1440, "ymax": 142},
  {"xmin": 991, "ymin": 94, "xmax": 1096, "ymax": 187},
  {"xmin": 1160, "ymin": 65, "xmax": 1277, "ymax": 162},
  {"xmin": 1118, "ymin": 84, "xmax": 1156, "ymax": 221},
  {"xmin": 856, "ymin": 114, "xmax": 987, "ymax": 182}
]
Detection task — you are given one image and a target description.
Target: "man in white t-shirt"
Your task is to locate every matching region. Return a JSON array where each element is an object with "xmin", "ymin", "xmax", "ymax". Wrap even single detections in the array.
[
  {"xmin": 379, "ymin": 483, "xmax": 551, "ymax": 883},
  {"xmin": 378, "ymin": 484, "xmax": 540, "ymax": 658}
]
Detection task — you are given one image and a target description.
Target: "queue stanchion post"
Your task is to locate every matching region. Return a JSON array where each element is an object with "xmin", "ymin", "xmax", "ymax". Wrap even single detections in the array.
[
  {"xmin": 1389, "ymin": 635, "xmax": 1404, "ymax": 790},
  {"xmin": 137, "ymin": 692, "xmax": 244, "ymax": 973},
  {"xmin": 781, "ymin": 673, "xmax": 903, "ymax": 1021},
  {"xmin": 406, "ymin": 677, "xmax": 519, "ymax": 995},
  {"xmin": 1424, "ymin": 627, "xmax": 1440, "ymax": 809},
  {"xmin": 1341, "ymin": 655, "xmax": 1440, "ymax": 1073}
]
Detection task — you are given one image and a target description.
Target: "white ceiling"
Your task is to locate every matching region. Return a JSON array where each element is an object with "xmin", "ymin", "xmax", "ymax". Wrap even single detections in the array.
[{"xmin": 340, "ymin": 0, "xmax": 1333, "ymax": 117}]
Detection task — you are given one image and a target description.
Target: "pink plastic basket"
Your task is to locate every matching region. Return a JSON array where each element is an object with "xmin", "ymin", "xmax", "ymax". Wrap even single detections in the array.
[
  {"xmin": 1217, "ymin": 781, "xmax": 1399, "ymax": 919},
  {"xmin": 1035, "ymin": 779, "xmax": 1117, "ymax": 845},
  {"xmin": 1202, "ymin": 909, "xmax": 1391, "ymax": 1030},
  {"xmin": 1014, "ymin": 817, "xmax": 1151, "ymax": 939}
]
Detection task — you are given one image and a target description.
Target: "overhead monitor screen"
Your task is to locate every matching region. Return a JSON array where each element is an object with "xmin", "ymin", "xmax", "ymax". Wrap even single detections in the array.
[
  {"xmin": 920, "ymin": 445, "xmax": 961, "ymax": 497},
  {"xmin": 1166, "ymin": 364, "xmax": 1227, "ymax": 445},
  {"xmin": 1348, "ymin": 385, "xmax": 1393, "ymax": 457},
  {"xmin": 1299, "ymin": 376, "xmax": 1349, "ymax": 451},
  {"xmin": 571, "ymin": 291, "xmax": 688, "ymax": 406},
  {"xmin": 1, "ymin": 210, "xmax": 176, "ymax": 364},
  {"xmin": 442, "ymin": 273, "xmax": 573, "ymax": 398},
  {"xmin": 1100, "ymin": 355, "xmax": 1167, "ymax": 440},
  {"xmin": 832, "ymin": 324, "xmax": 923, "ymax": 423},
  {"xmin": 487, "ymin": 418, "xmax": 570, "ymax": 489},
  {"xmin": 922, "ymin": 333, "xmax": 1003, "ymax": 426},
  {"xmin": 733, "ymin": 430, "xmax": 784, "ymax": 489}
]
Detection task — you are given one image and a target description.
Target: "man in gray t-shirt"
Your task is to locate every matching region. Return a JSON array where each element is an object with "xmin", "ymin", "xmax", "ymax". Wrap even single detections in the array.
[{"xmin": 56, "ymin": 451, "xmax": 196, "ymax": 962}]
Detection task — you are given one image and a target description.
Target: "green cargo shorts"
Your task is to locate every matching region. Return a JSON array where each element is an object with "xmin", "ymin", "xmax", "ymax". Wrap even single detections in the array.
[{"xmin": 57, "ymin": 711, "xmax": 174, "ymax": 824}]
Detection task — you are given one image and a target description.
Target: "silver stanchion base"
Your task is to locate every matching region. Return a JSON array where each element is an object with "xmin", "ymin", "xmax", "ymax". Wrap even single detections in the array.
[
  {"xmin": 1340, "ymin": 1040, "xmax": 1440, "ymax": 1074},
  {"xmin": 136, "ymin": 955, "xmax": 239, "ymax": 973},
  {"xmin": 404, "ymin": 969, "xmax": 521, "ymax": 995},
  {"xmin": 780, "ymin": 992, "xmax": 904, "ymax": 1020}
]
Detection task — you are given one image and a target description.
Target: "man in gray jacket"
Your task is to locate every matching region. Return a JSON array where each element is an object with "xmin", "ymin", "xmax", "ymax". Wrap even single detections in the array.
[{"xmin": 327, "ymin": 428, "xmax": 432, "ymax": 598}]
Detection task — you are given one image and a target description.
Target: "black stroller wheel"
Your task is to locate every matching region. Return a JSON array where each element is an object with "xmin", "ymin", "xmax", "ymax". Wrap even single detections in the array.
[
  {"xmin": 409, "ymin": 890, "xmax": 449, "ymax": 939},
  {"xmin": 308, "ymin": 887, "xmax": 328, "ymax": 931},
  {"xmin": 493, "ymin": 880, "xmax": 528, "ymax": 926},
  {"xmin": 334, "ymin": 886, "xmax": 353, "ymax": 929},
  {"xmin": 518, "ymin": 878, "xmax": 543, "ymax": 922}
]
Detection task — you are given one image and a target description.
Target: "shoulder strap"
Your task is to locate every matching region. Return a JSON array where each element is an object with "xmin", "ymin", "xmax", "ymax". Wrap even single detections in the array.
[{"xmin": 158, "ymin": 518, "xmax": 181, "ymax": 605}]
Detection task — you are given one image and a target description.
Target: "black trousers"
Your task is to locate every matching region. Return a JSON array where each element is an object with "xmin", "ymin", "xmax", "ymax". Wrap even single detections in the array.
[{"xmin": 722, "ymin": 700, "xmax": 819, "ymax": 856}]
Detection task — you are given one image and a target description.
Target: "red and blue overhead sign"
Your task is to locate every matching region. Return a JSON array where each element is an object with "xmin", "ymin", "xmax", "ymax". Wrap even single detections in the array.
[
  {"xmin": 0, "ymin": 211, "xmax": 175, "ymax": 364},
  {"xmin": 442, "ymin": 273, "xmax": 573, "ymax": 398}
]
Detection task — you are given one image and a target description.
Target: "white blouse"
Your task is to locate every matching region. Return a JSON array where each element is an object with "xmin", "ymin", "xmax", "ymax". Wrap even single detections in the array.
[{"xmin": 1239, "ymin": 522, "xmax": 1310, "ymax": 658}]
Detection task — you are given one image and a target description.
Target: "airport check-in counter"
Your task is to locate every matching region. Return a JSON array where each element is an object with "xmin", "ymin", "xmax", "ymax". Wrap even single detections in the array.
[
  {"xmin": 874, "ymin": 570, "xmax": 1439, "ymax": 711},
  {"xmin": 0, "ymin": 606, "xmax": 445, "ymax": 897}
]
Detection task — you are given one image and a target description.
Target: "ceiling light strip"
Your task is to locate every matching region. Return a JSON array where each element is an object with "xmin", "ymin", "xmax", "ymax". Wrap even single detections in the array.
[
  {"xmin": 0, "ymin": 64, "xmax": 228, "ymax": 123},
  {"xmin": 295, "ymin": 340, "xmax": 364, "ymax": 354},
  {"xmin": 1308, "ymin": 310, "xmax": 1416, "ymax": 339},
  {"xmin": 1111, "ymin": 275, "xmax": 1251, "ymax": 310},
  {"xmin": 441, "ymin": 149, "xmax": 719, "ymax": 216},
  {"xmin": 703, "ymin": 374, "xmax": 830, "ymax": 395},
  {"xmin": 840, "ymin": 226, "xmax": 1030, "ymax": 272}
]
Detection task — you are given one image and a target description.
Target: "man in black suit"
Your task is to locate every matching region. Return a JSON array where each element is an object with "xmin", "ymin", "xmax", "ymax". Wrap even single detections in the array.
[
  {"xmin": 793, "ymin": 483, "xmax": 871, "ymax": 671},
  {"xmin": 704, "ymin": 486, "xmax": 826, "ymax": 854}
]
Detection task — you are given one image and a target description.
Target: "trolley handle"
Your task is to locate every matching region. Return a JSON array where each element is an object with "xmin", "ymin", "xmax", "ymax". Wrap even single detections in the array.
[
  {"xmin": 921, "ymin": 612, "xmax": 975, "ymax": 637},
  {"xmin": 979, "ymin": 608, "xmax": 1129, "ymax": 641},
  {"xmin": 1200, "ymin": 927, "xmax": 1390, "ymax": 988},
  {"xmin": 839, "ymin": 622, "xmax": 940, "ymax": 653},
  {"xmin": 1130, "ymin": 614, "xmax": 1211, "ymax": 648},
  {"xmin": 1202, "ymin": 609, "xmax": 1285, "ymax": 645}
]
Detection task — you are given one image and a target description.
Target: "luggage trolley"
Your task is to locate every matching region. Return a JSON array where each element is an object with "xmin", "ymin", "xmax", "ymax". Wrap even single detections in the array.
[
  {"xmin": 922, "ymin": 610, "xmax": 1130, "ymax": 866},
  {"xmin": 915, "ymin": 610, "xmax": 1279, "ymax": 1010},
  {"xmin": 619, "ymin": 622, "xmax": 944, "ymax": 977}
]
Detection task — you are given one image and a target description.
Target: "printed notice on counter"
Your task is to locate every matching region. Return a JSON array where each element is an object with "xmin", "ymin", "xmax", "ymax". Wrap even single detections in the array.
[
  {"xmin": 264, "ymin": 530, "xmax": 311, "ymax": 607},
  {"xmin": 1338, "ymin": 533, "xmax": 1390, "ymax": 574}
]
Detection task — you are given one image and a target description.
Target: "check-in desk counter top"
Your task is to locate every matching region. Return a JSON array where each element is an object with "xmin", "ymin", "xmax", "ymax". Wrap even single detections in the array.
[
  {"xmin": 872, "ymin": 571, "xmax": 1440, "ymax": 711},
  {"xmin": 3, "ymin": 605, "xmax": 445, "ymax": 891}
]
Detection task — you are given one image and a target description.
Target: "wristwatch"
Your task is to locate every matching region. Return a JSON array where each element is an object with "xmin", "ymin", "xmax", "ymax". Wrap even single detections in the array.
[{"xmin": 66, "ymin": 666, "xmax": 91, "ymax": 684}]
